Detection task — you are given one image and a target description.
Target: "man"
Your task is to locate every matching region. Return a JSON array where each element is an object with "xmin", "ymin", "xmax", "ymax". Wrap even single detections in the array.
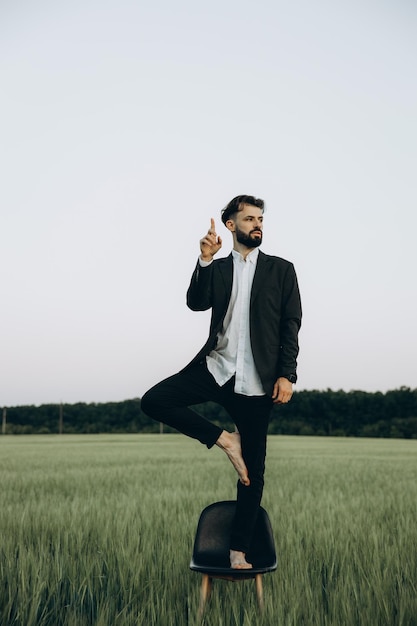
[{"xmin": 141, "ymin": 194, "xmax": 301, "ymax": 569}]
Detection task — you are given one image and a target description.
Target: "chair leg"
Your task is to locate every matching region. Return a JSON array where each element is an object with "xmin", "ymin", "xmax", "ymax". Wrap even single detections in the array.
[
  {"xmin": 198, "ymin": 574, "xmax": 212, "ymax": 617},
  {"xmin": 255, "ymin": 573, "xmax": 264, "ymax": 611}
]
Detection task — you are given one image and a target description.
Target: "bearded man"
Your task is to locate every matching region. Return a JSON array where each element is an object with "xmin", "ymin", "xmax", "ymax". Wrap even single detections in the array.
[{"xmin": 141, "ymin": 194, "xmax": 302, "ymax": 569}]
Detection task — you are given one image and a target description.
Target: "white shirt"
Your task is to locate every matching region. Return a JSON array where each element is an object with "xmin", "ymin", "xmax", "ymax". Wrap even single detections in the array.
[{"xmin": 201, "ymin": 248, "xmax": 265, "ymax": 396}]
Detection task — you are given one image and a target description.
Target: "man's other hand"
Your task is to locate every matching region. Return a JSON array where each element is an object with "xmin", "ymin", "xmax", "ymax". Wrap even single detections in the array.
[{"xmin": 272, "ymin": 377, "xmax": 293, "ymax": 404}]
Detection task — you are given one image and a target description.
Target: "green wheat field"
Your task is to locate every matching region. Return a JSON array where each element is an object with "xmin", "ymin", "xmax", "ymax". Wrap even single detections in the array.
[{"xmin": 1, "ymin": 434, "xmax": 416, "ymax": 626}]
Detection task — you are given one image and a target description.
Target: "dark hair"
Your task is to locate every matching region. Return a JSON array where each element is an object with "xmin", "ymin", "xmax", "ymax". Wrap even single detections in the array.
[{"xmin": 221, "ymin": 195, "xmax": 265, "ymax": 225}]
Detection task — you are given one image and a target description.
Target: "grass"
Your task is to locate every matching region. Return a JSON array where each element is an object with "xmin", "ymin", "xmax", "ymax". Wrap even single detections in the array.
[{"xmin": 0, "ymin": 434, "xmax": 416, "ymax": 625}]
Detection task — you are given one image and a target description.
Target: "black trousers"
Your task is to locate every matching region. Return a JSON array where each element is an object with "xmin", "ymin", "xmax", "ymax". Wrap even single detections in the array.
[{"xmin": 141, "ymin": 362, "xmax": 273, "ymax": 553}]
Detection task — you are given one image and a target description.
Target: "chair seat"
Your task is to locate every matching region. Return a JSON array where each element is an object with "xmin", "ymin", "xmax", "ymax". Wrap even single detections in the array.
[{"xmin": 190, "ymin": 500, "xmax": 277, "ymax": 576}]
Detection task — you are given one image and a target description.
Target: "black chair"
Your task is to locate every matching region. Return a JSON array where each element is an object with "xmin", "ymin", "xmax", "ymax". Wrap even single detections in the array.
[{"xmin": 190, "ymin": 501, "xmax": 277, "ymax": 615}]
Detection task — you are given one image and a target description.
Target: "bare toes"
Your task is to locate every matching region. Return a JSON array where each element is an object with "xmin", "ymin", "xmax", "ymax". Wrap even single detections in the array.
[{"xmin": 230, "ymin": 550, "xmax": 253, "ymax": 569}]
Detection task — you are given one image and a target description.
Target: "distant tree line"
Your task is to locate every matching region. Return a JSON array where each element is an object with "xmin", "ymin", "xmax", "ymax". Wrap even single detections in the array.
[{"xmin": 2, "ymin": 387, "xmax": 417, "ymax": 438}]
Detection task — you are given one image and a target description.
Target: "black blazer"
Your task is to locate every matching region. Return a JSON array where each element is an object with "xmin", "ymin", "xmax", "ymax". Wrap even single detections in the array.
[{"xmin": 184, "ymin": 251, "xmax": 302, "ymax": 397}]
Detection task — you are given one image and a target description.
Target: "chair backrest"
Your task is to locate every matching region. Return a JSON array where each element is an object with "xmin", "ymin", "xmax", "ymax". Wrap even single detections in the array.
[{"xmin": 190, "ymin": 501, "xmax": 277, "ymax": 573}]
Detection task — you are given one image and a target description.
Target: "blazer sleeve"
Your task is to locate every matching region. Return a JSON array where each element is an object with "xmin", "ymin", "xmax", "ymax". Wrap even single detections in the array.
[
  {"xmin": 186, "ymin": 260, "xmax": 214, "ymax": 311},
  {"xmin": 277, "ymin": 263, "xmax": 302, "ymax": 381}
]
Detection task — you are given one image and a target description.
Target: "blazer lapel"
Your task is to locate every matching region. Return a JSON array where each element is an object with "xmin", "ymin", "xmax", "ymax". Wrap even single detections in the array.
[
  {"xmin": 251, "ymin": 251, "xmax": 269, "ymax": 304},
  {"xmin": 218, "ymin": 254, "xmax": 234, "ymax": 303}
]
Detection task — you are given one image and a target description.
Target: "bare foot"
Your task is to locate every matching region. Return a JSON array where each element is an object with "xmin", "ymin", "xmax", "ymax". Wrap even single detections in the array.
[
  {"xmin": 230, "ymin": 550, "xmax": 253, "ymax": 569},
  {"xmin": 216, "ymin": 431, "xmax": 250, "ymax": 486}
]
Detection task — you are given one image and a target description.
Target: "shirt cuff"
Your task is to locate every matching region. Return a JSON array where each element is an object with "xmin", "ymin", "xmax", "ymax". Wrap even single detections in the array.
[{"xmin": 198, "ymin": 256, "xmax": 214, "ymax": 267}]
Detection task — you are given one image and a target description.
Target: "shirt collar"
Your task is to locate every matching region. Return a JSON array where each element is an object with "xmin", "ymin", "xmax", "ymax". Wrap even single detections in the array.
[{"xmin": 232, "ymin": 247, "xmax": 260, "ymax": 265}]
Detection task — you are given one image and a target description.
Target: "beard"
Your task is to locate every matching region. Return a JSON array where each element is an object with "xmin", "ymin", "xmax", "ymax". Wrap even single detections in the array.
[{"xmin": 235, "ymin": 227, "xmax": 263, "ymax": 248}]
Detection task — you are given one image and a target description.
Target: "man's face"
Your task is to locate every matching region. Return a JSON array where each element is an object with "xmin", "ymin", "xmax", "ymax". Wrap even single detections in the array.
[{"xmin": 230, "ymin": 204, "xmax": 264, "ymax": 248}]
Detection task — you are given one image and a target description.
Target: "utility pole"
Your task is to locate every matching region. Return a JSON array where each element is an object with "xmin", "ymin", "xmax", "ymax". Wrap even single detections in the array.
[
  {"xmin": 2, "ymin": 408, "xmax": 6, "ymax": 435},
  {"xmin": 59, "ymin": 402, "xmax": 63, "ymax": 435}
]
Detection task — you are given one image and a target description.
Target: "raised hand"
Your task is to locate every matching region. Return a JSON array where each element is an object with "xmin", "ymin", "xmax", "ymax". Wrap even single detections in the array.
[{"xmin": 200, "ymin": 218, "xmax": 222, "ymax": 261}]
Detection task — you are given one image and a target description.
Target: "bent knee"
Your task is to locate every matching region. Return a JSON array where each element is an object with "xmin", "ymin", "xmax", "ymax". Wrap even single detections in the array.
[{"xmin": 140, "ymin": 389, "xmax": 160, "ymax": 417}]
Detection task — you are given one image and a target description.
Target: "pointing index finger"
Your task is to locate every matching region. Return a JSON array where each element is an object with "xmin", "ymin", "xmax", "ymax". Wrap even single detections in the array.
[{"xmin": 210, "ymin": 217, "xmax": 216, "ymax": 234}]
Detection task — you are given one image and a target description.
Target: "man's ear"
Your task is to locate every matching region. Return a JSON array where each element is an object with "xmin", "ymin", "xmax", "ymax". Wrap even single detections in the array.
[{"xmin": 225, "ymin": 219, "xmax": 235, "ymax": 232}]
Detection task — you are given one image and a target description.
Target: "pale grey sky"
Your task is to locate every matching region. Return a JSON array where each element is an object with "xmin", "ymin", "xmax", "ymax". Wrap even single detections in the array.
[{"xmin": 1, "ymin": 0, "xmax": 416, "ymax": 406}]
